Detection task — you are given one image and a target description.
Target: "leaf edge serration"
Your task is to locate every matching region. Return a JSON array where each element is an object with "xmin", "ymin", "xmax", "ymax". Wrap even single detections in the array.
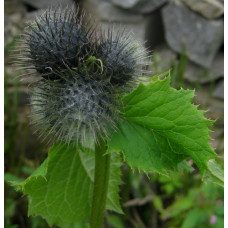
[{"xmin": 108, "ymin": 75, "xmax": 218, "ymax": 179}]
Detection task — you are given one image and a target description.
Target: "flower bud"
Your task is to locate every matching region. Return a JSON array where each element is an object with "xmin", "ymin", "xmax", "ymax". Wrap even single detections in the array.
[
  {"xmin": 30, "ymin": 67, "xmax": 119, "ymax": 145},
  {"xmin": 19, "ymin": 6, "xmax": 95, "ymax": 80},
  {"xmin": 96, "ymin": 31, "xmax": 150, "ymax": 87}
]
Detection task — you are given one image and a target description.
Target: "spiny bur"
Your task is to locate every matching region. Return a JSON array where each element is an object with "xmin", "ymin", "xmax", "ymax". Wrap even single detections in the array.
[
  {"xmin": 30, "ymin": 67, "xmax": 119, "ymax": 145},
  {"xmin": 96, "ymin": 30, "xmax": 150, "ymax": 87},
  {"xmin": 17, "ymin": 6, "xmax": 95, "ymax": 80},
  {"xmin": 16, "ymin": 6, "xmax": 150, "ymax": 145}
]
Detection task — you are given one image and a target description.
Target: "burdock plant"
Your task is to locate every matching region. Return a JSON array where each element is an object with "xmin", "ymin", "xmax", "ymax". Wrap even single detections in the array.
[{"xmin": 13, "ymin": 5, "xmax": 223, "ymax": 228}]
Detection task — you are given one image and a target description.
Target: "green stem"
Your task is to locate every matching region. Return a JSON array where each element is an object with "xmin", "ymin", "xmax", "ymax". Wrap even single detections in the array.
[{"xmin": 90, "ymin": 136, "xmax": 110, "ymax": 228}]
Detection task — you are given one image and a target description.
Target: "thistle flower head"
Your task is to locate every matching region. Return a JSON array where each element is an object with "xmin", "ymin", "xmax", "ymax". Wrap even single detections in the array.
[
  {"xmin": 16, "ymin": 6, "xmax": 151, "ymax": 145},
  {"xmin": 30, "ymin": 66, "xmax": 119, "ymax": 145},
  {"xmin": 96, "ymin": 29, "xmax": 150, "ymax": 87},
  {"xmin": 17, "ymin": 6, "xmax": 95, "ymax": 80}
]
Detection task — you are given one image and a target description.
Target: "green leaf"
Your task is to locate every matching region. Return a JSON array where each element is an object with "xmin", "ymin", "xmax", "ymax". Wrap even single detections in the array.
[
  {"xmin": 4, "ymin": 173, "xmax": 24, "ymax": 184},
  {"xmin": 203, "ymin": 159, "xmax": 224, "ymax": 187},
  {"xmin": 214, "ymin": 204, "xmax": 224, "ymax": 217},
  {"xmin": 5, "ymin": 225, "xmax": 19, "ymax": 228},
  {"xmin": 108, "ymin": 76, "xmax": 218, "ymax": 177},
  {"xmin": 181, "ymin": 208, "xmax": 209, "ymax": 228},
  {"xmin": 107, "ymin": 214, "xmax": 124, "ymax": 228},
  {"xmin": 5, "ymin": 198, "xmax": 17, "ymax": 226},
  {"xmin": 17, "ymin": 142, "xmax": 122, "ymax": 227},
  {"xmin": 4, "ymin": 173, "xmax": 24, "ymax": 191},
  {"xmin": 161, "ymin": 197, "xmax": 193, "ymax": 219},
  {"xmin": 153, "ymin": 196, "xmax": 164, "ymax": 213},
  {"xmin": 63, "ymin": 222, "xmax": 89, "ymax": 228},
  {"xmin": 177, "ymin": 160, "xmax": 194, "ymax": 173}
]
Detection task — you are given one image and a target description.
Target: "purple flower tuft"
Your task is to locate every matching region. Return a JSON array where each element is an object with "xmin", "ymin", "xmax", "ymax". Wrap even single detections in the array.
[{"xmin": 210, "ymin": 214, "xmax": 217, "ymax": 224}]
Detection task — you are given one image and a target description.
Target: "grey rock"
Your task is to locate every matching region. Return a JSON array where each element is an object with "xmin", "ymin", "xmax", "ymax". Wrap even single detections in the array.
[
  {"xmin": 95, "ymin": 2, "xmax": 143, "ymax": 22},
  {"xmin": 182, "ymin": 0, "xmax": 224, "ymax": 19},
  {"xmin": 110, "ymin": 0, "xmax": 168, "ymax": 14},
  {"xmin": 24, "ymin": 9, "xmax": 46, "ymax": 24},
  {"xmin": 99, "ymin": 22, "xmax": 147, "ymax": 43},
  {"xmin": 184, "ymin": 53, "xmax": 224, "ymax": 84},
  {"xmin": 145, "ymin": 10, "xmax": 165, "ymax": 47},
  {"xmin": 110, "ymin": 0, "xmax": 139, "ymax": 9},
  {"xmin": 83, "ymin": 0, "xmax": 150, "ymax": 43},
  {"xmin": 5, "ymin": 13, "xmax": 24, "ymax": 47},
  {"xmin": 136, "ymin": 0, "xmax": 167, "ymax": 13},
  {"xmin": 22, "ymin": 0, "xmax": 73, "ymax": 9},
  {"xmin": 4, "ymin": 1, "xmax": 26, "ymax": 47},
  {"xmin": 162, "ymin": 0, "xmax": 224, "ymax": 68},
  {"xmin": 5, "ymin": 0, "xmax": 26, "ymax": 14},
  {"xmin": 212, "ymin": 79, "xmax": 224, "ymax": 99}
]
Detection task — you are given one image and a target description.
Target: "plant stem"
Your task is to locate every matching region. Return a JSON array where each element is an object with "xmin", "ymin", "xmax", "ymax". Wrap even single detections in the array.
[{"xmin": 90, "ymin": 136, "xmax": 110, "ymax": 228}]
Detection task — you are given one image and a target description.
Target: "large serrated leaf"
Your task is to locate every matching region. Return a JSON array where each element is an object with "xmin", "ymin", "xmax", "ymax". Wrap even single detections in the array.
[
  {"xmin": 17, "ymin": 142, "xmax": 123, "ymax": 227},
  {"xmin": 108, "ymin": 76, "xmax": 218, "ymax": 178}
]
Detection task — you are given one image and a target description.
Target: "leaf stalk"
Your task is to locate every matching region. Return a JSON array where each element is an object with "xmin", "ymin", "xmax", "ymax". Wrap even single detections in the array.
[{"xmin": 90, "ymin": 136, "xmax": 110, "ymax": 228}]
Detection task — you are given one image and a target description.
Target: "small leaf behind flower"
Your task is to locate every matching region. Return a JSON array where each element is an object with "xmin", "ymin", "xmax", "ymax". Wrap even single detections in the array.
[{"xmin": 203, "ymin": 159, "xmax": 224, "ymax": 187}]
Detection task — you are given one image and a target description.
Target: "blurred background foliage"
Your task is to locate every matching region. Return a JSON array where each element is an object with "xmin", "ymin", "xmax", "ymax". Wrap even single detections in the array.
[{"xmin": 4, "ymin": 0, "xmax": 224, "ymax": 227}]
